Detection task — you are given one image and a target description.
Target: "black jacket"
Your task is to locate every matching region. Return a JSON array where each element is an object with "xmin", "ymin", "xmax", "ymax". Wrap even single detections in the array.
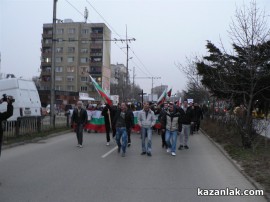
[
  {"xmin": 101, "ymin": 105, "xmax": 115, "ymax": 124},
  {"xmin": 71, "ymin": 108, "xmax": 88, "ymax": 125},
  {"xmin": 178, "ymin": 106, "xmax": 194, "ymax": 125},
  {"xmin": 113, "ymin": 109, "xmax": 134, "ymax": 129}
]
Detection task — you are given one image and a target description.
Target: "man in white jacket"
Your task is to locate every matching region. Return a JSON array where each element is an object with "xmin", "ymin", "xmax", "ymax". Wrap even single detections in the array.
[{"xmin": 138, "ymin": 102, "xmax": 156, "ymax": 156}]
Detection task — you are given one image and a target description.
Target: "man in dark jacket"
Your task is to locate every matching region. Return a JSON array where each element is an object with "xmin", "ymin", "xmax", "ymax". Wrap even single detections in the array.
[
  {"xmin": 101, "ymin": 104, "xmax": 115, "ymax": 146},
  {"xmin": 113, "ymin": 102, "xmax": 134, "ymax": 157},
  {"xmin": 158, "ymin": 102, "xmax": 169, "ymax": 148},
  {"xmin": 126, "ymin": 103, "xmax": 135, "ymax": 147},
  {"xmin": 71, "ymin": 101, "xmax": 88, "ymax": 148},
  {"xmin": 0, "ymin": 96, "xmax": 14, "ymax": 156},
  {"xmin": 193, "ymin": 103, "xmax": 203, "ymax": 132},
  {"xmin": 161, "ymin": 102, "xmax": 181, "ymax": 156},
  {"xmin": 178, "ymin": 100, "xmax": 194, "ymax": 150}
]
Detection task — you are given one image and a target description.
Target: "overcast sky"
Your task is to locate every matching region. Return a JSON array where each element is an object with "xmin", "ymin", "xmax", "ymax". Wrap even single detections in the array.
[{"xmin": 1, "ymin": 0, "xmax": 270, "ymax": 94}]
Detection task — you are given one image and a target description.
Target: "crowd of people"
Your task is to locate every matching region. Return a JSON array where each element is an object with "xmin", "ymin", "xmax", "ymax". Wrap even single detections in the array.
[{"xmin": 71, "ymin": 100, "xmax": 204, "ymax": 157}]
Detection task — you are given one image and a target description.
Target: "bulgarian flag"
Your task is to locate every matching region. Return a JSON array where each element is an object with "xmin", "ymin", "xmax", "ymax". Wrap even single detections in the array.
[
  {"xmin": 89, "ymin": 75, "xmax": 112, "ymax": 106},
  {"xmin": 157, "ymin": 87, "xmax": 168, "ymax": 106},
  {"xmin": 167, "ymin": 88, "xmax": 172, "ymax": 97}
]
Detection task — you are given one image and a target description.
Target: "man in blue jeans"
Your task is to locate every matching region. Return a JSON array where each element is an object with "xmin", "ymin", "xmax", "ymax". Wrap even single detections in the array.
[
  {"xmin": 161, "ymin": 102, "xmax": 181, "ymax": 156},
  {"xmin": 113, "ymin": 102, "xmax": 134, "ymax": 157},
  {"xmin": 138, "ymin": 102, "xmax": 156, "ymax": 156}
]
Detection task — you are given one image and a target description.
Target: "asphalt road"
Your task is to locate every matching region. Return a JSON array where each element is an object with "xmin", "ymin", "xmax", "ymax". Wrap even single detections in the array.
[{"xmin": 0, "ymin": 130, "xmax": 267, "ymax": 202}]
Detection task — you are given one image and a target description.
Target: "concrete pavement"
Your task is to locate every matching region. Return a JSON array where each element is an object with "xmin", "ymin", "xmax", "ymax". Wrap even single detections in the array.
[{"xmin": 0, "ymin": 130, "xmax": 267, "ymax": 202}]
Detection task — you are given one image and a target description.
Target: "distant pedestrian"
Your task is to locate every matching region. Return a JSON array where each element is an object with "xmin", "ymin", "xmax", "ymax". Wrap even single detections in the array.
[
  {"xmin": 178, "ymin": 100, "xmax": 194, "ymax": 150},
  {"xmin": 161, "ymin": 102, "xmax": 181, "ymax": 156},
  {"xmin": 113, "ymin": 102, "xmax": 134, "ymax": 157},
  {"xmin": 193, "ymin": 103, "xmax": 203, "ymax": 132},
  {"xmin": 71, "ymin": 101, "xmax": 88, "ymax": 148},
  {"xmin": 138, "ymin": 102, "xmax": 156, "ymax": 156}
]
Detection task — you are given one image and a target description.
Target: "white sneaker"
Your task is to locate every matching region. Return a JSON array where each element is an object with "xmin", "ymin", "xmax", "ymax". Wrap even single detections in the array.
[
  {"xmin": 171, "ymin": 152, "xmax": 176, "ymax": 156},
  {"xmin": 106, "ymin": 142, "xmax": 110, "ymax": 146},
  {"xmin": 166, "ymin": 148, "xmax": 171, "ymax": 153},
  {"xmin": 79, "ymin": 145, "xmax": 83, "ymax": 148}
]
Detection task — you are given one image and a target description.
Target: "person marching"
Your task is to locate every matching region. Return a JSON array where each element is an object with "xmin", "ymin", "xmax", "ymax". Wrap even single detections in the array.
[
  {"xmin": 138, "ymin": 102, "xmax": 156, "ymax": 156},
  {"xmin": 161, "ymin": 102, "xmax": 181, "ymax": 156},
  {"xmin": 101, "ymin": 104, "xmax": 114, "ymax": 146},
  {"xmin": 113, "ymin": 102, "xmax": 134, "ymax": 157},
  {"xmin": 193, "ymin": 103, "xmax": 203, "ymax": 132},
  {"xmin": 158, "ymin": 102, "xmax": 169, "ymax": 148},
  {"xmin": 71, "ymin": 101, "xmax": 88, "ymax": 148},
  {"xmin": 126, "ymin": 103, "xmax": 135, "ymax": 147},
  {"xmin": 178, "ymin": 100, "xmax": 194, "ymax": 150}
]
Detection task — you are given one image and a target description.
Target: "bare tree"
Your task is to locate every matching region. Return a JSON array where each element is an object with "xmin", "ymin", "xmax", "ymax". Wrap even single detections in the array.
[{"xmin": 197, "ymin": 0, "xmax": 270, "ymax": 147}]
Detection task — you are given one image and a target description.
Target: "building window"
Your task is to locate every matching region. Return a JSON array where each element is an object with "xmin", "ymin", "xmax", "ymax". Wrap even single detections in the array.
[
  {"xmin": 80, "ymin": 86, "xmax": 88, "ymax": 91},
  {"xmin": 91, "ymin": 27, "xmax": 103, "ymax": 34},
  {"xmin": 55, "ymin": 76, "xmax": 63, "ymax": 81},
  {"xmin": 81, "ymin": 29, "xmax": 89, "ymax": 34},
  {"xmin": 91, "ymin": 56, "xmax": 102, "ymax": 62},
  {"xmin": 80, "ymin": 66, "xmax": 89, "ymax": 73},
  {"xmin": 44, "ymin": 39, "xmax": 52, "ymax": 44},
  {"xmin": 43, "ymin": 67, "xmax": 51, "ymax": 72},
  {"xmin": 56, "ymin": 47, "xmax": 63, "ymax": 53},
  {"xmin": 42, "ymin": 76, "xmax": 51, "ymax": 82},
  {"xmin": 56, "ymin": 57, "xmax": 63, "ymax": 63},
  {"xmin": 68, "ymin": 37, "xmax": 75, "ymax": 42},
  {"xmin": 56, "ymin": 29, "xmax": 64, "ymax": 34},
  {"xmin": 42, "ymin": 57, "xmax": 51, "ymax": 63},
  {"xmin": 67, "ymin": 66, "xmax": 75, "ymax": 72},
  {"xmin": 81, "ymin": 48, "xmax": 88, "ymax": 53},
  {"xmin": 43, "ymin": 48, "xmax": 52, "ymax": 53},
  {"xmin": 68, "ymin": 47, "xmax": 75, "ymax": 53},
  {"xmin": 56, "ymin": 38, "xmax": 63, "ymax": 42},
  {"xmin": 81, "ymin": 77, "xmax": 88, "ymax": 82},
  {"xmin": 67, "ymin": 57, "xmax": 74, "ymax": 63},
  {"xmin": 67, "ymin": 76, "xmax": 74, "ymax": 82},
  {"xmin": 68, "ymin": 28, "xmax": 76, "ymax": 34},
  {"xmin": 80, "ymin": 57, "xmax": 88, "ymax": 63},
  {"xmin": 55, "ymin": 67, "xmax": 63, "ymax": 72},
  {"xmin": 67, "ymin": 85, "xmax": 74, "ymax": 91},
  {"xmin": 81, "ymin": 39, "xmax": 88, "ymax": 44},
  {"xmin": 55, "ymin": 85, "xmax": 62, "ymax": 90}
]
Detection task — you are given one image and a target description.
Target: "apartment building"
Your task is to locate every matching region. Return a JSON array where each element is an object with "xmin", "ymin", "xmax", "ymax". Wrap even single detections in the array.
[{"xmin": 39, "ymin": 19, "xmax": 111, "ymax": 105}]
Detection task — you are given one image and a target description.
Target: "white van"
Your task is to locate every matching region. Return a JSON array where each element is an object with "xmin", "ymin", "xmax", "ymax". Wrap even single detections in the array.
[{"xmin": 0, "ymin": 78, "xmax": 42, "ymax": 121}]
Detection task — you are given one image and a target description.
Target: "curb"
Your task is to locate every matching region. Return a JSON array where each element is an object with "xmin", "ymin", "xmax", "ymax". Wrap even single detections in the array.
[
  {"xmin": 200, "ymin": 129, "xmax": 270, "ymax": 201},
  {"xmin": 2, "ymin": 130, "xmax": 71, "ymax": 150}
]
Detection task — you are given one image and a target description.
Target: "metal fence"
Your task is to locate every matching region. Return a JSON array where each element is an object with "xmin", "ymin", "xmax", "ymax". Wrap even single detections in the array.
[{"xmin": 2, "ymin": 115, "xmax": 68, "ymax": 139}]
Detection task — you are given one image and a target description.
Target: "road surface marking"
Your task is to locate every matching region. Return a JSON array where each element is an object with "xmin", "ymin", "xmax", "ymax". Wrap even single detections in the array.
[{"xmin": 102, "ymin": 146, "xmax": 118, "ymax": 158}]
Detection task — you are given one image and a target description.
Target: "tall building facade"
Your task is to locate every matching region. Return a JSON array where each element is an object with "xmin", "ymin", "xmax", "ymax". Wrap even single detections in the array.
[{"xmin": 40, "ymin": 19, "xmax": 111, "ymax": 105}]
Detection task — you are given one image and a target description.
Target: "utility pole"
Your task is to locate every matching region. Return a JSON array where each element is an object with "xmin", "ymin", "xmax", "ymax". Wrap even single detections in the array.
[
  {"xmin": 50, "ymin": 0, "xmax": 57, "ymax": 127},
  {"xmin": 126, "ymin": 25, "xmax": 129, "ymax": 87},
  {"xmin": 123, "ymin": 25, "xmax": 135, "ymax": 101},
  {"xmin": 133, "ymin": 66, "xmax": 135, "ymax": 100}
]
